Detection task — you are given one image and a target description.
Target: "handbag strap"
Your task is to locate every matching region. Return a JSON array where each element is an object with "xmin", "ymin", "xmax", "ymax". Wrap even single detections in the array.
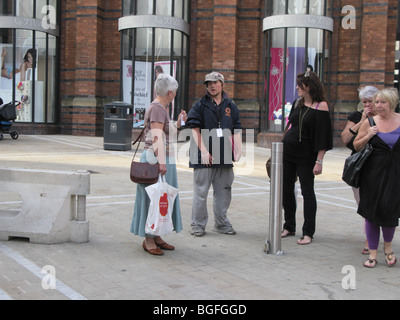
[
  {"xmin": 132, "ymin": 127, "xmax": 146, "ymax": 161},
  {"xmin": 132, "ymin": 105, "xmax": 154, "ymax": 161},
  {"xmin": 368, "ymin": 116, "xmax": 376, "ymax": 127}
]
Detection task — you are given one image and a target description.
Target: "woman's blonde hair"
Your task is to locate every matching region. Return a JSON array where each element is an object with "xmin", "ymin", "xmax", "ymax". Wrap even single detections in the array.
[{"xmin": 375, "ymin": 88, "xmax": 399, "ymax": 111}]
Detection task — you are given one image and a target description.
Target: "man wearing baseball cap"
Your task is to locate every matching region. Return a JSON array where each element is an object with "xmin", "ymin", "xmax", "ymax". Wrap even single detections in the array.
[{"xmin": 186, "ymin": 72, "xmax": 242, "ymax": 237}]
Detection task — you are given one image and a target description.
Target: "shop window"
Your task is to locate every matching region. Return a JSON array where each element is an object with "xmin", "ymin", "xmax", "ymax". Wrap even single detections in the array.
[
  {"xmin": 262, "ymin": 0, "xmax": 333, "ymax": 132},
  {"xmin": 0, "ymin": 0, "xmax": 59, "ymax": 124},
  {"xmin": 120, "ymin": 0, "xmax": 190, "ymax": 126}
]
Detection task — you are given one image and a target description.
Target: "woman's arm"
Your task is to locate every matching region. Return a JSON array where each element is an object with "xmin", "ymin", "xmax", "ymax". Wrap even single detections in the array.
[
  {"xmin": 314, "ymin": 150, "xmax": 326, "ymax": 175},
  {"xmin": 341, "ymin": 120, "xmax": 357, "ymax": 145},
  {"xmin": 353, "ymin": 119, "xmax": 378, "ymax": 152},
  {"xmin": 150, "ymin": 122, "xmax": 167, "ymax": 175}
]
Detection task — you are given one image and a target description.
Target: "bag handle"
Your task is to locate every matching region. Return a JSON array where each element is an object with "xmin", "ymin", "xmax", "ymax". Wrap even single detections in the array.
[
  {"xmin": 132, "ymin": 127, "xmax": 145, "ymax": 161},
  {"xmin": 368, "ymin": 116, "xmax": 376, "ymax": 127},
  {"xmin": 132, "ymin": 106, "xmax": 154, "ymax": 161}
]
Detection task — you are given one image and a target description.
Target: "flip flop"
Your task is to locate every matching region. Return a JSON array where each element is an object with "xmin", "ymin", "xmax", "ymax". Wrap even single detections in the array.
[
  {"xmin": 385, "ymin": 253, "xmax": 397, "ymax": 267},
  {"xmin": 364, "ymin": 259, "xmax": 377, "ymax": 268},
  {"xmin": 361, "ymin": 248, "xmax": 370, "ymax": 255}
]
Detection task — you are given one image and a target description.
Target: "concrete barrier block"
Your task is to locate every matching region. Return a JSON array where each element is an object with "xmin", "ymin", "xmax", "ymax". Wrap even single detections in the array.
[{"xmin": 0, "ymin": 168, "xmax": 90, "ymax": 244}]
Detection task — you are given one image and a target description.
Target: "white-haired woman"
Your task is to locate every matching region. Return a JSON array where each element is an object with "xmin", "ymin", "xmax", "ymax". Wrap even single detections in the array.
[
  {"xmin": 131, "ymin": 74, "xmax": 186, "ymax": 256},
  {"xmin": 341, "ymin": 86, "xmax": 378, "ymax": 255},
  {"xmin": 354, "ymin": 88, "xmax": 400, "ymax": 268}
]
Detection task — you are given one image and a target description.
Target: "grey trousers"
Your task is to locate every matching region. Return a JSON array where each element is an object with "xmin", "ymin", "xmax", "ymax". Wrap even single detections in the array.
[{"xmin": 191, "ymin": 167, "xmax": 234, "ymax": 233}]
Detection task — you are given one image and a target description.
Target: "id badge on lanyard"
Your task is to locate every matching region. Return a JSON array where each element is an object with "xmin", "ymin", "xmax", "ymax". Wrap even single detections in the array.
[{"xmin": 216, "ymin": 102, "xmax": 223, "ymax": 138}]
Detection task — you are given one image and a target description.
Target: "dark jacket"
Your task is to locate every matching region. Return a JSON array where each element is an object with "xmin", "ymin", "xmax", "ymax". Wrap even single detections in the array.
[{"xmin": 186, "ymin": 92, "xmax": 242, "ymax": 168}]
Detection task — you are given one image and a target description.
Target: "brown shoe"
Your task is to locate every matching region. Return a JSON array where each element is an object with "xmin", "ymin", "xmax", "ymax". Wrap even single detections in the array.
[
  {"xmin": 142, "ymin": 241, "xmax": 164, "ymax": 256},
  {"xmin": 155, "ymin": 241, "xmax": 175, "ymax": 251}
]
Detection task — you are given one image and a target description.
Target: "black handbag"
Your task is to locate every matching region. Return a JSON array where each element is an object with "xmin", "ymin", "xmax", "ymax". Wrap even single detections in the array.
[
  {"xmin": 130, "ymin": 126, "xmax": 159, "ymax": 185},
  {"xmin": 342, "ymin": 117, "xmax": 376, "ymax": 188}
]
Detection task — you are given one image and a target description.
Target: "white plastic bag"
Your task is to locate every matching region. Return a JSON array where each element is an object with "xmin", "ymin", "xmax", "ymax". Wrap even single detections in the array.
[{"xmin": 145, "ymin": 175, "xmax": 178, "ymax": 236}]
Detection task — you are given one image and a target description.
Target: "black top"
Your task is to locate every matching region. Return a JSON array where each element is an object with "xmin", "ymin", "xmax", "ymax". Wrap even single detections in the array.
[
  {"xmin": 358, "ymin": 135, "xmax": 400, "ymax": 227},
  {"xmin": 283, "ymin": 102, "xmax": 333, "ymax": 163},
  {"xmin": 346, "ymin": 111, "xmax": 362, "ymax": 154},
  {"xmin": 187, "ymin": 92, "xmax": 242, "ymax": 168}
]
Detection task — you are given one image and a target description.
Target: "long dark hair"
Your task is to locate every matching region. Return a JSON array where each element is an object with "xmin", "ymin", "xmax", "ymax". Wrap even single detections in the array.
[
  {"xmin": 296, "ymin": 71, "xmax": 326, "ymax": 104},
  {"xmin": 23, "ymin": 48, "xmax": 36, "ymax": 68}
]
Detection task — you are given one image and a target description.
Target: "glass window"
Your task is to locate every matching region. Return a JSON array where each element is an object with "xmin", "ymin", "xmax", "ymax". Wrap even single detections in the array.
[
  {"xmin": 34, "ymin": 31, "xmax": 47, "ymax": 123},
  {"xmin": 288, "ymin": 0, "xmax": 306, "ymax": 14},
  {"xmin": 0, "ymin": 30, "xmax": 14, "ymax": 105},
  {"xmin": 123, "ymin": 0, "xmax": 135, "ymax": 15},
  {"xmin": 121, "ymin": 0, "xmax": 190, "ymax": 125},
  {"xmin": 137, "ymin": 1, "xmax": 153, "ymax": 15},
  {"xmin": 309, "ymin": 0, "xmax": 325, "ymax": 15},
  {"xmin": 0, "ymin": 1, "xmax": 13, "ymax": 16},
  {"xmin": 16, "ymin": 0, "xmax": 34, "ymax": 18},
  {"xmin": 15, "ymin": 29, "xmax": 34, "ymax": 122},
  {"xmin": 47, "ymin": 34, "xmax": 56, "ymax": 123},
  {"xmin": 264, "ymin": 0, "xmax": 331, "ymax": 132},
  {"xmin": 273, "ymin": 0, "xmax": 286, "ymax": 15},
  {"xmin": 132, "ymin": 27, "xmax": 153, "ymax": 124},
  {"xmin": 156, "ymin": 0, "xmax": 172, "ymax": 16},
  {"xmin": 0, "ymin": 1, "xmax": 60, "ymax": 125}
]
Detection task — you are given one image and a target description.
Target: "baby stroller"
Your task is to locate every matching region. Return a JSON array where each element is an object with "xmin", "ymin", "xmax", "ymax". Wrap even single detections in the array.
[{"xmin": 0, "ymin": 99, "xmax": 19, "ymax": 141}]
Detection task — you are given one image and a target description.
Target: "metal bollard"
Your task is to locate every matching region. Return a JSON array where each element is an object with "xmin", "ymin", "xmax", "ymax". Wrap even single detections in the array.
[{"xmin": 265, "ymin": 142, "xmax": 285, "ymax": 255}]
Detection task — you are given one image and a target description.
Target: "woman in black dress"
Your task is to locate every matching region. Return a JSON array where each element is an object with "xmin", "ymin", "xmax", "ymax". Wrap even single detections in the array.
[
  {"xmin": 354, "ymin": 88, "xmax": 400, "ymax": 268},
  {"xmin": 281, "ymin": 72, "xmax": 333, "ymax": 245},
  {"xmin": 341, "ymin": 86, "xmax": 378, "ymax": 255}
]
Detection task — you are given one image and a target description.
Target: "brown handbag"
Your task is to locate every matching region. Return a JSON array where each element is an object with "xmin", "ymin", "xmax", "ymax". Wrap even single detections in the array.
[{"xmin": 130, "ymin": 126, "xmax": 160, "ymax": 184}]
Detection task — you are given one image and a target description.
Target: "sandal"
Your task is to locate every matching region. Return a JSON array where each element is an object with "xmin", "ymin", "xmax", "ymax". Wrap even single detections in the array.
[
  {"xmin": 361, "ymin": 248, "xmax": 370, "ymax": 255},
  {"xmin": 385, "ymin": 253, "xmax": 397, "ymax": 267},
  {"xmin": 297, "ymin": 236, "xmax": 312, "ymax": 245},
  {"xmin": 363, "ymin": 259, "xmax": 377, "ymax": 268}
]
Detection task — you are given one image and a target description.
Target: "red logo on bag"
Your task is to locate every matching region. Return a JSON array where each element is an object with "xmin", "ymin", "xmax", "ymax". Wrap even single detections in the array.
[
  {"xmin": 151, "ymin": 224, "xmax": 155, "ymax": 230},
  {"xmin": 159, "ymin": 193, "xmax": 169, "ymax": 217}
]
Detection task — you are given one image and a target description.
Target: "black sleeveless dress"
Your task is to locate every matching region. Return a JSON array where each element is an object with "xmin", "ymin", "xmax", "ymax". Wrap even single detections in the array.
[{"xmin": 358, "ymin": 134, "xmax": 400, "ymax": 227}]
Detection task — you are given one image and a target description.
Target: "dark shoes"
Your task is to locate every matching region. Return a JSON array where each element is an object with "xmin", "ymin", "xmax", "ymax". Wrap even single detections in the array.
[{"xmin": 142, "ymin": 240, "xmax": 175, "ymax": 256}]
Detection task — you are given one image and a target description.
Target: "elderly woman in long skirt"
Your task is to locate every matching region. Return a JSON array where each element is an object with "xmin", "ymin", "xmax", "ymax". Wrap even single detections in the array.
[{"xmin": 131, "ymin": 74, "xmax": 186, "ymax": 256}]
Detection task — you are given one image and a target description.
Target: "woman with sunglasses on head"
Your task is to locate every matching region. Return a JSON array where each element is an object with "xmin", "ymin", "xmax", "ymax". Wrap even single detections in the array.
[{"xmin": 281, "ymin": 71, "xmax": 333, "ymax": 245}]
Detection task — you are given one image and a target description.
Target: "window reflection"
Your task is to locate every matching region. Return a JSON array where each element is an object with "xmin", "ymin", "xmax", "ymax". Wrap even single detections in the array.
[
  {"xmin": 264, "ymin": 0, "xmax": 331, "ymax": 132},
  {"xmin": 0, "ymin": 0, "xmax": 59, "ymax": 124},
  {"xmin": 121, "ymin": 0, "xmax": 190, "ymax": 125}
]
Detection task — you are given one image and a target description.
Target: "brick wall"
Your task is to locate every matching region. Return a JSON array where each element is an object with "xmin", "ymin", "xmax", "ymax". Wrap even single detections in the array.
[
  {"xmin": 56, "ymin": 0, "xmax": 398, "ymax": 144},
  {"xmin": 60, "ymin": 0, "xmax": 121, "ymax": 136},
  {"xmin": 330, "ymin": 0, "xmax": 397, "ymax": 146},
  {"xmin": 189, "ymin": 0, "xmax": 263, "ymax": 138}
]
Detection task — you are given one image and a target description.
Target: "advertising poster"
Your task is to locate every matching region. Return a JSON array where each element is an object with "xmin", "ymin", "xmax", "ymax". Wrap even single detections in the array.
[{"xmin": 122, "ymin": 60, "xmax": 177, "ymax": 126}]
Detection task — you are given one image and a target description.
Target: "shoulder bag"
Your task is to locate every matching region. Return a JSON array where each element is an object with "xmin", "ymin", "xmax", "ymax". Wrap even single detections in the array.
[
  {"xmin": 342, "ymin": 117, "xmax": 376, "ymax": 188},
  {"xmin": 130, "ymin": 125, "xmax": 160, "ymax": 185}
]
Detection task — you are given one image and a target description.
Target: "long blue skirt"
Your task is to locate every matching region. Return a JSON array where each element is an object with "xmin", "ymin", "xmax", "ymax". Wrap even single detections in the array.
[{"xmin": 130, "ymin": 150, "xmax": 183, "ymax": 238}]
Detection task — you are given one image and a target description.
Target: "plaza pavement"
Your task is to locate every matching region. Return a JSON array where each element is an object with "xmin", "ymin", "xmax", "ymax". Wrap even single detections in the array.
[{"xmin": 0, "ymin": 134, "xmax": 399, "ymax": 301}]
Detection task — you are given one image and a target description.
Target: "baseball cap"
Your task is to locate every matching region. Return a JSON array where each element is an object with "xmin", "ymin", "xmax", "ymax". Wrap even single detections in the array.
[{"xmin": 204, "ymin": 72, "xmax": 224, "ymax": 84}]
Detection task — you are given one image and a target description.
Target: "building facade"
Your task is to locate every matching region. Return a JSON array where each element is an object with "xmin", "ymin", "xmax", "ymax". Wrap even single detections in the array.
[{"xmin": 0, "ymin": 0, "xmax": 398, "ymax": 146}]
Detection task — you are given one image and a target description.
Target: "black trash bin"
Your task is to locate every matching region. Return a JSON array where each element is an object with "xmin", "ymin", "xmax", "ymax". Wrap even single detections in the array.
[{"xmin": 104, "ymin": 102, "xmax": 133, "ymax": 151}]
